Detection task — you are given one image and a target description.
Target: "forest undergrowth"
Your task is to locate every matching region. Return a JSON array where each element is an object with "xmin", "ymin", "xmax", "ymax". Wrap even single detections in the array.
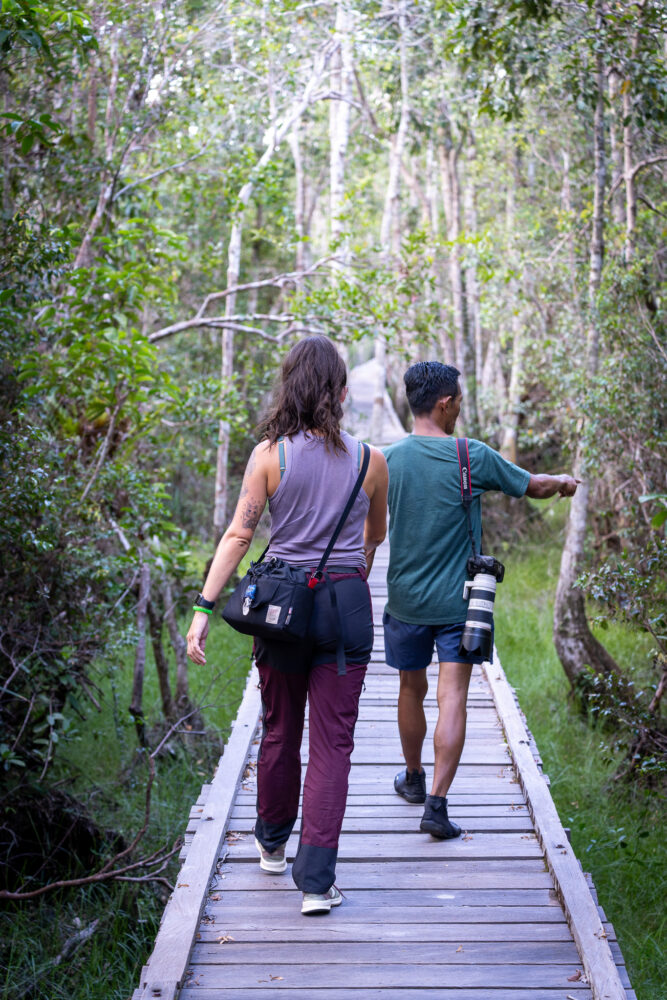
[{"xmin": 1, "ymin": 517, "xmax": 664, "ymax": 1000}]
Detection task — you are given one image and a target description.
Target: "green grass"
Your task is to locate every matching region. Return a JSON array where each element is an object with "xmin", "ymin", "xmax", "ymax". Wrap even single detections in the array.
[{"xmin": 494, "ymin": 512, "xmax": 666, "ymax": 1000}]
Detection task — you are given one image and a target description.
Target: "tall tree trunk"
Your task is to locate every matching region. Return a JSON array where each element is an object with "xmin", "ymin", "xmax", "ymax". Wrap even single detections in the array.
[
  {"xmin": 426, "ymin": 140, "xmax": 451, "ymax": 365},
  {"xmin": 501, "ymin": 147, "xmax": 523, "ymax": 464},
  {"xmin": 438, "ymin": 115, "xmax": 473, "ymax": 429},
  {"xmin": 481, "ymin": 335, "xmax": 506, "ymax": 412},
  {"xmin": 129, "ymin": 561, "xmax": 151, "ymax": 746},
  {"xmin": 288, "ymin": 124, "xmax": 309, "ymax": 275},
  {"xmin": 622, "ymin": 4, "xmax": 644, "ymax": 263},
  {"xmin": 213, "ymin": 47, "xmax": 333, "ymax": 534},
  {"xmin": 608, "ymin": 68, "xmax": 625, "ymax": 227},
  {"xmin": 329, "ymin": 2, "xmax": 353, "ymax": 252},
  {"xmin": 329, "ymin": 0, "xmax": 353, "ymax": 352},
  {"xmin": 561, "ymin": 149, "xmax": 586, "ymax": 341},
  {"xmin": 87, "ymin": 60, "xmax": 98, "ymax": 150},
  {"xmin": 147, "ymin": 601, "xmax": 176, "ymax": 723},
  {"xmin": 553, "ymin": 4, "xmax": 621, "ymax": 688},
  {"xmin": 463, "ymin": 135, "xmax": 482, "ymax": 428},
  {"xmin": 622, "ymin": 80, "xmax": 637, "ymax": 262},
  {"xmin": 371, "ymin": 1, "xmax": 409, "ymax": 444}
]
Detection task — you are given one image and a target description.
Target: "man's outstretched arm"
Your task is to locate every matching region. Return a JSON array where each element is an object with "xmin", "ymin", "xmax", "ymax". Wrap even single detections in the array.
[{"xmin": 525, "ymin": 473, "xmax": 580, "ymax": 499}]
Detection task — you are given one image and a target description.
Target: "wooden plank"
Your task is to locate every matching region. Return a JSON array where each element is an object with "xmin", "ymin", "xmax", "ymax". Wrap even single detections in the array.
[
  {"xmin": 214, "ymin": 814, "xmax": 535, "ymax": 833},
  {"xmin": 197, "ymin": 922, "xmax": 575, "ymax": 943},
  {"xmin": 210, "ymin": 863, "xmax": 554, "ymax": 891},
  {"xmin": 202, "ymin": 888, "xmax": 560, "ymax": 907},
  {"xmin": 224, "ymin": 831, "xmax": 544, "ymax": 861},
  {"xmin": 178, "ymin": 964, "xmax": 622, "ymax": 989},
  {"xmin": 135, "ymin": 666, "xmax": 261, "ymax": 1000},
  {"xmin": 191, "ymin": 940, "xmax": 583, "ymax": 965},
  {"xmin": 179, "ymin": 990, "xmax": 593, "ymax": 1000},
  {"xmin": 202, "ymin": 904, "xmax": 568, "ymax": 925},
  {"xmin": 484, "ymin": 657, "xmax": 629, "ymax": 1000},
  {"xmin": 228, "ymin": 803, "xmax": 528, "ymax": 817},
  {"xmin": 244, "ymin": 746, "xmax": 511, "ymax": 765},
  {"xmin": 232, "ymin": 790, "xmax": 527, "ymax": 805}
]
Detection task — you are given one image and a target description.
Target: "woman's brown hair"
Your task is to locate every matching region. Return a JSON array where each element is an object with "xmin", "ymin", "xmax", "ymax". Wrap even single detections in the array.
[{"xmin": 258, "ymin": 335, "xmax": 348, "ymax": 453}]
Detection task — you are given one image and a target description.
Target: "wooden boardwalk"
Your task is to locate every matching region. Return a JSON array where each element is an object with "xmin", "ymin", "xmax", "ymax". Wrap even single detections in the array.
[{"xmin": 133, "ymin": 543, "xmax": 634, "ymax": 1000}]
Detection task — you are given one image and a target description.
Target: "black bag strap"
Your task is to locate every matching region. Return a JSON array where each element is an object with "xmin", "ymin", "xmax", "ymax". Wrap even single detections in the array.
[
  {"xmin": 309, "ymin": 441, "xmax": 371, "ymax": 587},
  {"xmin": 455, "ymin": 437, "xmax": 477, "ymax": 558}
]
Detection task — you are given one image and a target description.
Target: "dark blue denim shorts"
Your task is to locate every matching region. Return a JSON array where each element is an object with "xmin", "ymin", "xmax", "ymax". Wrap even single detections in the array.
[{"xmin": 383, "ymin": 611, "xmax": 493, "ymax": 671}]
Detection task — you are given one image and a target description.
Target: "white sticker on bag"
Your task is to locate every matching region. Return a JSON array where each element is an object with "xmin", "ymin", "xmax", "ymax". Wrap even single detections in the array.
[{"xmin": 265, "ymin": 605, "xmax": 281, "ymax": 625}]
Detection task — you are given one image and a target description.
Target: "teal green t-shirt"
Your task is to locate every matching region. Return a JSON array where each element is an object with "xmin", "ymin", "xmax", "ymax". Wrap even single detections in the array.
[{"xmin": 383, "ymin": 436, "xmax": 530, "ymax": 625}]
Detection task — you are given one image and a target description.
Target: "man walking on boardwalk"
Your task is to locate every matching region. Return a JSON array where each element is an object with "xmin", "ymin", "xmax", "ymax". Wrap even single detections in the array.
[{"xmin": 384, "ymin": 361, "xmax": 578, "ymax": 839}]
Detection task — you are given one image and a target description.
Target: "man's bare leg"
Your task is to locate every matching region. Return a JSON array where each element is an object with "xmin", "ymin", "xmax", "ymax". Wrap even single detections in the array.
[
  {"xmin": 397, "ymin": 668, "xmax": 428, "ymax": 771},
  {"xmin": 431, "ymin": 661, "xmax": 473, "ymax": 797}
]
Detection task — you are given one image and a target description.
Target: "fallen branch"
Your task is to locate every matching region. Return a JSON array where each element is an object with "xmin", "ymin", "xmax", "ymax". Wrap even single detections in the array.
[
  {"xmin": 53, "ymin": 919, "xmax": 100, "ymax": 966},
  {"xmin": 0, "ymin": 708, "xmax": 200, "ymax": 900}
]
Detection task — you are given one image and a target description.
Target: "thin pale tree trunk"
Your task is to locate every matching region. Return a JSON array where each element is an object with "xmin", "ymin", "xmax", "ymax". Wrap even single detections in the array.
[
  {"xmin": 561, "ymin": 149, "xmax": 586, "ymax": 340},
  {"xmin": 438, "ymin": 121, "xmax": 472, "ymax": 429},
  {"xmin": 622, "ymin": 5, "xmax": 644, "ymax": 263},
  {"xmin": 213, "ymin": 46, "xmax": 334, "ymax": 534},
  {"xmin": 501, "ymin": 151, "xmax": 522, "ymax": 463},
  {"xmin": 463, "ymin": 135, "xmax": 482, "ymax": 429},
  {"xmin": 371, "ymin": 1, "xmax": 409, "ymax": 444},
  {"xmin": 553, "ymin": 5, "xmax": 621, "ymax": 688},
  {"xmin": 608, "ymin": 68, "xmax": 625, "ymax": 227},
  {"xmin": 426, "ymin": 140, "xmax": 450, "ymax": 364},
  {"xmin": 329, "ymin": 2, "xmax": 353, "ymax": 251},
  {"xmin": 329, "ymin": 0, "xmax": 353, "ymax": 354},
  {"xmin": 288, "ymin": 125, "xmax": 309, "ymax": 275}
]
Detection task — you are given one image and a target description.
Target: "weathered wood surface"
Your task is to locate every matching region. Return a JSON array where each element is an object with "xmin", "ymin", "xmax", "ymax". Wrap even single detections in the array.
[{"xmin": 133, "ymin": 542, "xmax": 634, "ymax": 1000}]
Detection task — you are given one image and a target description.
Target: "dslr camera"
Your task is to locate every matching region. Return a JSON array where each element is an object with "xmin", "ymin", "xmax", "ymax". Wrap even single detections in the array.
[{"xmin": 459, "ymin": 554, "xmax": 505, "ymax": 660}]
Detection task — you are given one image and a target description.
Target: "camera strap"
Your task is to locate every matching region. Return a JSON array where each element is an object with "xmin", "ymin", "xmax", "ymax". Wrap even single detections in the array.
[{"xmin": 455, "ymin": 437, "xmax": 478, "ymax": 558}]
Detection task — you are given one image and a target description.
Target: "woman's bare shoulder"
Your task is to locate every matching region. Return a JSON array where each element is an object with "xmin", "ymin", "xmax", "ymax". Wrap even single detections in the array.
[{"xmin": 251, "ymin": 438, "xmax": 281, "ymax": 472}]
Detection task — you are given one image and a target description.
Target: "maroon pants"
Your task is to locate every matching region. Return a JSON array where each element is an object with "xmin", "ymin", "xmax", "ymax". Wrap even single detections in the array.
[{"xmin": 255, "ymin": 659, "xmax": 366, "ymax": 893}]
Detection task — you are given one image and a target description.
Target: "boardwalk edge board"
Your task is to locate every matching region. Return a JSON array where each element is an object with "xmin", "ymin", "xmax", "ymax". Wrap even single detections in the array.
[
  {"xmin": 133, "ymin": 663, "xmax": 261, "ymax": 1000},
  {"xmin": 484, "ymin": 654, "xmax": 629, "ymax": 1000}
]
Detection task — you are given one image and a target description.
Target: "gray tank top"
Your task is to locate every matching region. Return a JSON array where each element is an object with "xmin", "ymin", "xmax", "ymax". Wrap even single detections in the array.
[{"xmin": 265, "ymin": 430, "xmax": 369, "ymax": 568}]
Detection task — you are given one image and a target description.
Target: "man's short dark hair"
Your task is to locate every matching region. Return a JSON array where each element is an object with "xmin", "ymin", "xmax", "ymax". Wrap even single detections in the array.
[{"xmin": 404, "ymin": 361, "xmax": 461, "ymax": 416}]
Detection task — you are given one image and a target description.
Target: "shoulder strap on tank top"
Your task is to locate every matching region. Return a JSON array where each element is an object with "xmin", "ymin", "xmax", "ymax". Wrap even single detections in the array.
[{"xmin": 278, "ymin": 436, "xmax": 286, "ymax": 479}]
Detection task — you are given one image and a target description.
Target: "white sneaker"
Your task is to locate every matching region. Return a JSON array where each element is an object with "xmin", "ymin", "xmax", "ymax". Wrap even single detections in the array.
[
  {"xmin": 301, "ymin": 884, "xmax": 343, "ymax": 915},
  {"xmin": 254, "ymin": 837, "xmax": 287, "ymax": 874}
]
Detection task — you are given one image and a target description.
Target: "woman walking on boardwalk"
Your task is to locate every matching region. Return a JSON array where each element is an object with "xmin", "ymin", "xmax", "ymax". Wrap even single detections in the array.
[{"xmin": 186, "ymin": 336, "xmax": 388, "ymax": 914}]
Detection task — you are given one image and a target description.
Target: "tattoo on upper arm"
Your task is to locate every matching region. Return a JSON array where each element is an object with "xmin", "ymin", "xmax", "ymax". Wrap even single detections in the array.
[{"xmin": 241, "ymin": 499, "xmax": 262, "ymax": 530}]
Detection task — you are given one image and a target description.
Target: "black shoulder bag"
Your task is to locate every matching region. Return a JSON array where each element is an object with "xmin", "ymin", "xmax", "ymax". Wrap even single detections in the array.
[{"xmin": 222, "ymin": 442, "xmax": 371, "ymax": 647}]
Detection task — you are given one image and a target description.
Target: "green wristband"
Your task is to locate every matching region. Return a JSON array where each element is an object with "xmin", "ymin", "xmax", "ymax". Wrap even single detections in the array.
[{"xmin": 193, "ymin": 605, "xmax": 213, "ymax": 615}]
